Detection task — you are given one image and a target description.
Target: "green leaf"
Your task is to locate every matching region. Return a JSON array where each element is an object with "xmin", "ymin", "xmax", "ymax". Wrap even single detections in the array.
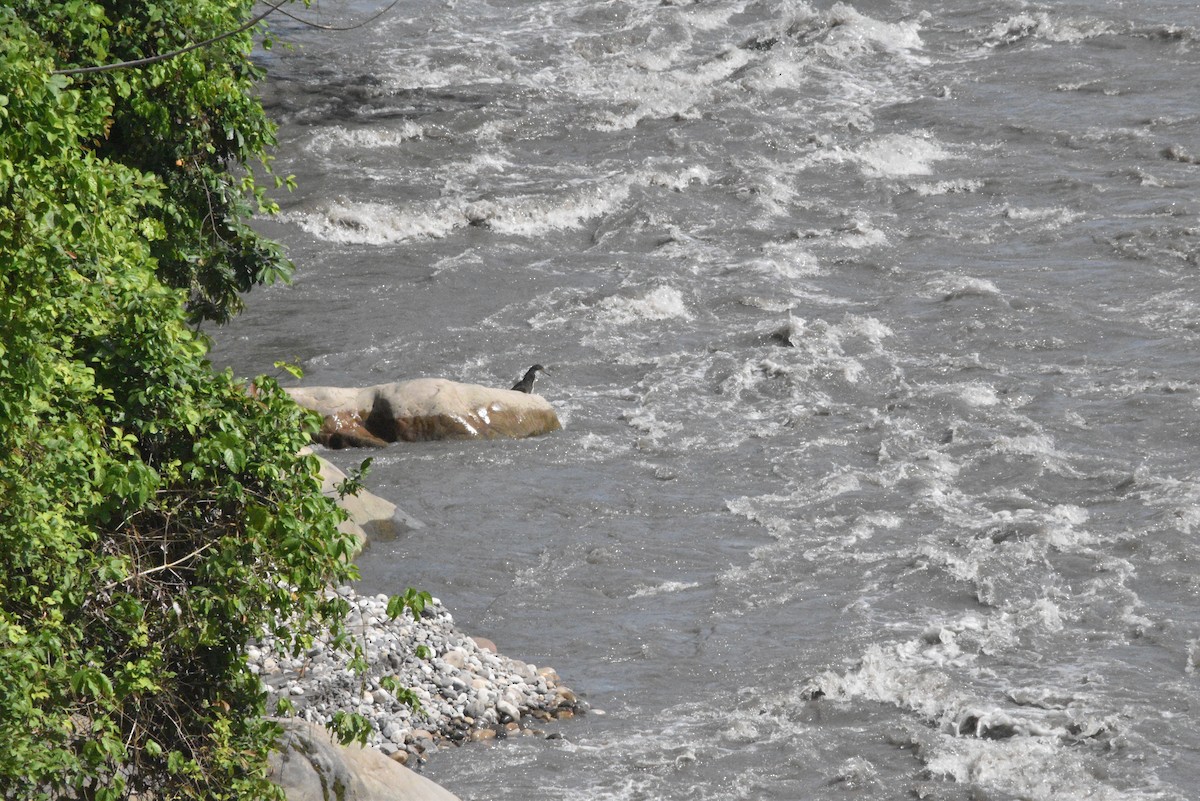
[
  {"xmin": 273, "ymin": 360, "xmax": 304, "ymax": 379},
  {"xmin": 385, "ymin": 588, "xmax": 432, "ymax": 620},
  {"xmin": 329, "ymin": 711, "xmax": 372, "ymax": 746},
  {"xmin": 70, "ymin": 667, "xmax": 114, "ymax": 699},
  {"xmin": 380, "ymin": 676, "xmax": 423, "ymax": 713}
]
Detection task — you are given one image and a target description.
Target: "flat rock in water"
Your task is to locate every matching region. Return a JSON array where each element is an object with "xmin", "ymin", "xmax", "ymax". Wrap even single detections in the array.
[
  {"xmin": 288, "ymin": 379, "xmax": 562, "ymax": 448},
  {"xmin": 271, "ymin": 719, "xmax": 462, "ymax": 801},
  {"xmin": 305, "ymin": 449, "xmax": 424, "ymax": 554}
]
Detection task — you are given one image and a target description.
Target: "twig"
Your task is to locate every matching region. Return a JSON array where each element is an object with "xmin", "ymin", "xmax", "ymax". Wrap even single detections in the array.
[{"xmin": 104, "ymin": 541, "xmax": 217, "ymax": 590}]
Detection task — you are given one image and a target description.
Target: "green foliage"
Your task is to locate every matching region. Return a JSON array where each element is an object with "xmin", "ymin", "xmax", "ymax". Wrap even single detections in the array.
[
  {"xmin": 379, "ymin": 676, "xmax": 423, "ymax": 712},
  {"xmin": 329, "ymin": 710, "xmax": 373, "ymax": 745},
  {"xmin": 12, "ymin": 0, "xmax": 296, "ymax": 324},
  {"xmin": 335, "ymin": 457, "xmax": 374, "ymax": 500},
  {"xmin": 0, "ymin": 3, "xmax": 363, "ymax": 799},
  {"xmin": 273, "ymin": 359, "xmax": 305, "ymax": 380},
  {"xmin": 387, "ymin": 588, "xmax": 434, "ymax": 621}
]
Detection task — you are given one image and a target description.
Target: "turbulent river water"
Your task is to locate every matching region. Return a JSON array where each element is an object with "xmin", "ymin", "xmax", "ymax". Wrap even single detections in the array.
[{"xmin": 211, "ymin": 1, "xmax": 1200, "ymax": 798}]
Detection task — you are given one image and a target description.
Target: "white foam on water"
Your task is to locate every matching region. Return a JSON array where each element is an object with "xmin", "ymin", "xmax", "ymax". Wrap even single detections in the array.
[
  {"xmin": 708, "ymin": 314, "xmax": 899, "ymax": 433},
  {"xmin": 735, "ymin": 1, "xmax": 930, "ymax": 133},
  {"xmin": 758, "ymin": 313, "xmax": 894, "ymax": 384},
  {"xmin": 584, "ymin": 47, "xmax": 756, "ymax": 131},
  {"xmin": 469, "ymin": 166, "xmax": 708, "ymax": 237},
  {"xmin": 838, "ymin": 314, "xmax": 894, "ymax": 345},
  {"xmin": 645, "ymin": 164, "xmax": 714, "ymax": 192},
  {"xmin": 575, "ymin": 431, "xmax": 626, "ymax": 456},
  {"xmin": 823, "ymin": 2, "xmax": 926, "ymax": 60},
  {"xmin": 745, "ymin": 240, "xmax": 824, "ymax": 283},
  {"xmin": 379, "ymin": 50, "xmax": 511, "ymax": 91},
  {"xmin": 596, "ymin": 286, "xmax": 694, "ymax": 326},
  {"xmin": 1119, "ymin": 473, "xmax": 1200, "ymax": 549},
  {"xmin": 621, "ymin": 406, "xmax": 684, "ymax": 444},
  {"xmin": 289, "ymin": 163, "xmax": 711, "ymax": 243},
  {"xmin": 307, "ymin": 122, "xmax": 426, "ymax": 155},
  {"xmin": 457, "ymin": 152, "xmax": 516, "ymax": 175},
  {"xmin": 724, "ymin": 155, "xmax": 806, "ymax": 218},
  {"xmin": 836, "ymin": 219, "xmax": 890, "ymax": 249},
  {"xmin": 803, "ymin": 597, "xmax": 1142, "ymax": 801},
  {"xmin": 987, "ymin": 505, "xmax": 1092, "ymax": 551},
  {"xmin": 957, "ymin": 382, "xmax": 1000, "ymax": 407},
  {"xmin": 926, "ymin": 273, "xmax": 1005, "ymax": 303},
  {"xmin": 736, "ymin": 48, "xmax": 813, "ymax": 96},
  {"xmin": 284, "ymin": 198, "xmax": 462, "ymax": 244},
  {"xmin": 544, "ymin": 694, "xmax": 807, "ymax": 801},
  {"xmin": 991, "ymin": 432, "xmax": 1058, "ymax": 458},
  {"xmin": 909, "ymin": 495, "xmax": 1105, "ymax": 613},
  {"xmin": 921, "ymin": 735, "xmax": 1141, "ymax": 801},
  {"xmin": 467, "ymin": 179, "xmax": 633, "ymax": 237},
  {"xmin": 671, "ymin": 0, "xmax": 748, "ymax": 33},
  {"xmin": 985, "ymin": 12, "xmax": 1117, "ymax": 48},
  {"xmin": 629, "ymin": 580, "xmax": 702, "ymax": 598},
  {"xmin": 1001, "ymin": 204, "xmax": 1085, "ymax": 228},
  {"xmin": 739, "ymin": 296, "xmax": 796, "ymax": 313},
  {"xmin": 911, "ymin": 178, "xmax": 984, "ymax": 196},
  {"xmin": 855, "ymin": 132, "xmax": 951, "ymax": 178}
]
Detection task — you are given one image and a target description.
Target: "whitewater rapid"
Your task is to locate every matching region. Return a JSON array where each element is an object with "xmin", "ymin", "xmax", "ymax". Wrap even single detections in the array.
[{"xmin": 214, "ymin": 1, "xmax": 1200, "ymax": 798}]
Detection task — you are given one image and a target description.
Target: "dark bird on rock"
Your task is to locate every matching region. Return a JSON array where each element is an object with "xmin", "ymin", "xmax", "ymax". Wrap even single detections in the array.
[{"xmin": 511, "ymin": 364, "xmax": 548, "ymax": 393}]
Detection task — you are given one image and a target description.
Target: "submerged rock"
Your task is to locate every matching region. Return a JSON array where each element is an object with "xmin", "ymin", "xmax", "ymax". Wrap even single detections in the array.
[{"xmin": 288, "ymin": 379, "xmax": 562, "ymax": 448}]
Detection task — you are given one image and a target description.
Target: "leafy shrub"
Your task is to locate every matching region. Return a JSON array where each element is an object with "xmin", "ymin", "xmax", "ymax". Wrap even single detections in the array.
[
  {"xmin": 16, "ymin": 0, "xmax": 296, "ymax": 324},
  {"xmin": 0, "ymin": 3, "xmax": 360, "ymax": 799}
]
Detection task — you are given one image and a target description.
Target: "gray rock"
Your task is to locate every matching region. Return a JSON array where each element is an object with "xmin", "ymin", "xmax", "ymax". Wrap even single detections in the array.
[
  {"xmin": 307, "ymin": 450, "xmax": 425, "ymax": 555},
  {"xmin": 464, "ymin": 698, "xmax": 487, "ymax": 720},
  {"xmin": 495, "ymin": 700, "xmax": 520, "ymax": 723},
  {"xmin": 270, "ymin": 719, "xmax": 461, "ymax": 801}
]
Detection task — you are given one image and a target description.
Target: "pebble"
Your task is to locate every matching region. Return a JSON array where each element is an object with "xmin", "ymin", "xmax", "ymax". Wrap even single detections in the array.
[
  {"xmin": 247, "ymin": 587, "xmax": 582, "ymax": 763},
  {"xmin": 443, "ymin": 648, "xmax": 469, "ymax": 669},
  {"xmin": 471, "ymin": 636, "xmax": 498, "ymax": 653},
  {"xmin": 495, "ymin": 700, "xmax": 521, "ymax": 723}
]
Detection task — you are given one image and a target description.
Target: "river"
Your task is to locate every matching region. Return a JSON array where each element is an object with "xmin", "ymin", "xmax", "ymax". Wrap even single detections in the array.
[{"xmin": 211, "ymin": 1, "xmax": 1200, "ymax": 798}]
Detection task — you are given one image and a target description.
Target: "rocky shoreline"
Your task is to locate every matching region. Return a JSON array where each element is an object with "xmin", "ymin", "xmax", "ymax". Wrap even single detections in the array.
[{"xmin": 250, "ymin": 587, "xmax": 585, "ymax": 767}]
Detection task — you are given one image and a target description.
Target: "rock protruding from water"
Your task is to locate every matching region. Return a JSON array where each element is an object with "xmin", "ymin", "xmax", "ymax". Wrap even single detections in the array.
[
  {"xmin": 250, "ymin": 589, "xmax": 585, "ymax": 766},
  {"xmin": 287, "ymin": 379, "xmax": 562, "ymax": 448},
  {"xmin": 308, "ymin": 450, "xmax": 424, "ymax": 554},
  {"xmin": 271, "ymin": 719, "xmax": 462, "ymax": 801}
]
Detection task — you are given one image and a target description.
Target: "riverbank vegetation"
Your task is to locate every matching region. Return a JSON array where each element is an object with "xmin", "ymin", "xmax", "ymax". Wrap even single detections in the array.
[{"xmin": 0, "ymin": 2, "xmax": 360, "ymax": 798}]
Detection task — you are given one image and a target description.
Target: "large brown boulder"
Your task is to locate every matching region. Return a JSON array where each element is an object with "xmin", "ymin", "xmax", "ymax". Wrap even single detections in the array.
[
  {"xmin": 288, "ymin": 379, "xmax": 562, "ymax": 448},
  {"xmin": 270, "ymin": 719, "xmax": 461, "ymax": 801}
]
